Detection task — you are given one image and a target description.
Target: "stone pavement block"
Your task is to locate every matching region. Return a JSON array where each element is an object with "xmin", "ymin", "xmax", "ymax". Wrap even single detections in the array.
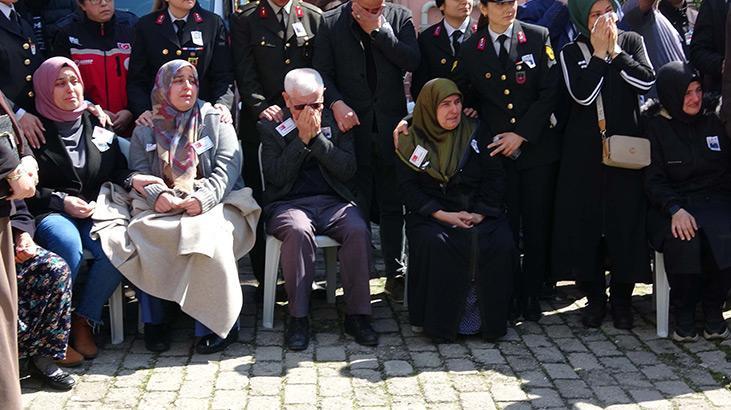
[
  {"xmin": 321, "ymin": 397, "xmax": 355, "ymax": 410},
  {"xmin": 568, "ymin": 400, "xmax": 605, "ymax": 409},
  {"xmin": 545, "ymin": 325, "xmax": 574, "ymax": 339},
  {"xmin": 255, "ymin": 346, "xmax": 283, "ymax": 362},
  {"xmin": 703, "ymin": 387, "xmax": 731, "ymax": 407},
  {"xmin": 522, "ymin": 334, "xmax": 553, "ymax": 348},
  {"xmin": 586, "ymin": 341, "xmax": 621, "ymax": 357},
  {"xmin": 318, "ymin": 376, "xmax": 353, "ymax": 397},
  {"xmin": 284, "ymin": 384, "xmax": 317, "ymax": 404},
  {"xmin": 220, "ymin": 355, "xmax": 254, "ymax": 372},
  {"xmin": 173, "ymin": 398, "xmax": 210, "ymax": 409},
  {"xmin": 505, "ymin": 355, "xmax": 540, "ymax": 372},
  {"xmin": 348, "ymin": 354, "xmax": 379, "ymax": 370},
  {"xmin": 411, "ymin": 351, "xmax": 442, "ymax": 368},
  {"xmin": 472, "ymin": 349, "xmax": 507, "ymax": 365},
  {"xmin": 554, "ymin": 338, "xmax": 589, "ymax": 353},
  {"xmin": 285, "ymin": 352, "xmax": 314, "ymax": 369},
  {"xmin": 461, "ymin": 392, "xmax": 497, "ymax": 410},
  {"xmin": 640, "ymin": 364, "xmax": 677, "ymax": 381},
  {"xmin": 404, "ymin": 337, "xmax": 438, "ymax": 352},
  {"xmin": 372, "ymin": 319, "xmax": 399, "ymax": 333},
  {"xmin": 543, "ymin": 363, "xmax": 579, "ymax": 379},
  {"xmin": 517, "ymin": 369, "xmax": 552, "ymax": 388},
  {"xmin": 625, "ymin": 351, "xmax": 658, "ymax": 366},
  {"xmin": 315, "ymin": 332, "xmax": 341, "ymax": 346},
  {"xmin": 249, "ymin": 376, "xmax": 282, "ymax": 396},
  {"xmin": 102, "ymin": 387, "xmax": 141, "ymax": 406},
  {"xmin": 490, "ymin": 383, "xmax": 528, "ymax": 402},
  {"xmin": 531, "ymin": 346, "xmax": 566, "ymax": 363},
  {"xmin": 138, "ymin": 391, "xmax": 177, "ymax": 408},
  {"xmin": 112, "ymin": 369, "xmax": 150, "ymax": 388},
  {"xmin": 391, "ymin": 396, "xmax": 428, "ymax": 409},
  {"xmin": 613, "ymin": 372, "xmax": 654, "ymax": 389},
  {"xmin": 445, "ymin": 358, "xmax": 477, "ymax": 373},
  {"xmin": 599, "ymin": 357, "xmax": 638, "ymax": 373},
  {"xmin": 592, "ymin": 386, "xmax": 631, "ymax": 405},
  {"xmin": 423, "ymin": 382, "xmax": 459, "ymax": 403},
  {"xmin": 612, "ymin": 335, "xmax": 643, "ymax": 351},
  {"xmin": 386, "ymin": 376, "xmax": 421, "ymax": 396},
  {"xmin": 495, "ymin": 400, "xmax": 532, "ymax": 410},
  {"xmin": 353, "ymin": 386, "xmax": 389, "ymax": 406},
  {"xmin": 682, "ymin": 369, "xmax": 718, "ymax": 387},
  {"xmin": 438, "ymin": 343, "xmax": 469, "ymax": 358},
  {"xmin": 316, "ymin": 346, "xmax": 347, "ymax": 362},
  {"xmin": 284, "ymin": 367, "xmax": 317, "ymax": 384},
  {"xmin": 644, "ymin": 339, "xmax": 683, "ymax": 356},
  {"xmin": 384, "ymin": 360, "xmax": 414, "ymax": 376},
  {"xmin": 451, "ymin": 373, "xmax": 488, "ymax": 392},
  {"xmin": 245, "ymin": 396, "xmax": 281, "ymax": 410},
  {"xmin": 628, "ymin": 389, "xmax": 672, "ymax": 409},
  {"xmin": 252, "ymin": 361, "xmax": 283, "ymax": 377},
  {"xmin": 498, "ymin": 343, "xmax": 532, "ymax": 356},
  {"xmin": 178, "ymin": 381, "xmax": 214, "ymax": 399},
  {"xmin": 121, "ymin": 353, "xmax": 154, "ymax": 370},
  {"xmin": 146, "ymin": 372, "xmax": 184, "ymax": 391},
  {"xmin": 255, "ymin": 331, "xmax": 284, "ymax": 346},
  {"xmin": 605, "ymin": 405, "xmax": 642, "ymax": 410},
  {"xmin": 211, "ymin": 389, "xmax": 247, "ymax": 409},
  {"xmin": 554, "ymin": 379, "xmax": 593, "ymax": 399},
  {"xmin": 350, "ymin": 369, "xmax": 384, "ymax": 386},
  {"xmin": 568, "ymin": 352, "xmax": 601, "ymax": 371},
  {"xmin": 526, "ymin": 387, "xmax": 564, "ymax": 408}
]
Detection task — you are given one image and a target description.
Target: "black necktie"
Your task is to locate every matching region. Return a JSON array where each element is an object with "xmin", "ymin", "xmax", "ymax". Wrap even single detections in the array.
[
  {"xmin": 498, "ymin": 34, "xmax": 510, "ymax": 70},
  {"xmin": 8, "ymin": 10, "xmax": 20, "ymax": 32},
  {"xmin": 452, "ymin": 30, "xmax": 462, "ymax": 56},
  {"xmin": 278, "ymin": 9, "xmax": 287, "ymax": 32},
  {"xmin": 174, "ymin": 19, "xmax": 186, "ymax": 43}
]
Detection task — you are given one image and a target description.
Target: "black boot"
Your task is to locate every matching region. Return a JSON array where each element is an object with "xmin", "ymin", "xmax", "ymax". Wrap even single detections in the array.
[
  {"xmin": 144, "ymin": 323, "xmax": 171, "ymax": 353},
  {"xmin": 610, "ymin": 282, "xmax": 635, "ymax": 330},
  {"xmin": 286, "ymin": 316, "xmax": 310, "ymax": 351},
  {"xmin": 580, "ymin": 281, "xmax": 607, "ymax": 328}
]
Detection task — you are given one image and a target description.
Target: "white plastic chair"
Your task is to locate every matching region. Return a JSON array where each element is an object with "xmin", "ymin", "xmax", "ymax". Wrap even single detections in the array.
[
  {"xmin": 107, "ymin": 136, "xmax": 131, "ymax": 344},
  {"xmin": 653, "ymin": 251, "xmax": 671, "ymax": 337},
  {"xmin": 258, "ymin": 144, "xmax": 342, "ymax": 329}
]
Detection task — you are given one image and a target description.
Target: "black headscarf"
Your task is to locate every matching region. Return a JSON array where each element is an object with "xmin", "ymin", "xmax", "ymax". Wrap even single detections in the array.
[{"xmin": 656, "ymin": 61, "xmax": 701, "ymax": 124}]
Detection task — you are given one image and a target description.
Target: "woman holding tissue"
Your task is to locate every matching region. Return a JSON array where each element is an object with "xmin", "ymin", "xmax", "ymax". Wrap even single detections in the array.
[
  {"xmin": 26, "ymin": 57, "xmax": 140, "ymax": 361},
  {"xmin": 121, "ymin": 60, "xmax": 260, "ymax": 354},
  {"xmin": 552, "ymin": 0, "xmax": 655, "ymax": 330}
]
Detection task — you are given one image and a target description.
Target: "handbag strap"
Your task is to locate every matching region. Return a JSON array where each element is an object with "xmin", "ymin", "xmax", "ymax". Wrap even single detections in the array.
[{"xmin": 576, "ymin": 41, "xmax": 607, "ymax": 139}]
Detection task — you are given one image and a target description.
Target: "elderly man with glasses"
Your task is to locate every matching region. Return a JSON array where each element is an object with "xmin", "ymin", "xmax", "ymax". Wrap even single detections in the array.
[{"xmin": 258, "ymin": 68, "xmax": 377, "ymax": 351}]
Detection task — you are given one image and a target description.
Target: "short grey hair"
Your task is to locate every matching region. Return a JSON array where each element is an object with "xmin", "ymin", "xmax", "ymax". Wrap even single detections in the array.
[{"xmin": 284, "ymin": 68, "xmax": 324, "ymax": 96}]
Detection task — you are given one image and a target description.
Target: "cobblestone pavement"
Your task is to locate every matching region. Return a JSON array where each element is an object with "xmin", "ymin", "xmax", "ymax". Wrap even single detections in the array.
[{"xmin": 19, "ymin": 256, "xmax": 731, "ymax": 409}]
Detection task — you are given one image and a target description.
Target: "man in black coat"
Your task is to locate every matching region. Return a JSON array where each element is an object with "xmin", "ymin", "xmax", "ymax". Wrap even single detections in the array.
[
  {"xmin": 127, "ymin": 1, "xmax": 234, "ymax": 120},
  {"xmin": 0, "ymin": 0, "xmax": 45, "ymax": 150},
  {"xmin": 230, "ymin": 0, "xmax": 323, "ymax": 286},
  {"xmin": 689, "ymin": 0, "xmax": 728, "ymax": 93},
  {"xmin": 410, "ymin": 0, "xmax": 477, "ymax": 100},
  {"xmin": 16, "ymin": 0, "xmax": 78, "ymax": 53},
  {"xmin": 313, "ymin": 0, "xmax": 419, "ymax": 300},
  {"xmin": 452, "ymin": 0, "xmax": 559, "ymax": 322}
]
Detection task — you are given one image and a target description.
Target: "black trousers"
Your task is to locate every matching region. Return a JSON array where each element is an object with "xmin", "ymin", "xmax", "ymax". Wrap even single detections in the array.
[
  {"xmin": 354, "ymin": 127, "xmax": 404, "ymax": 277},
  {"xmin": 504, "ymin": 161, "xmax": 557, "ymax": 300},
  {"xmin": 241, "ymin": 139, "xmax": 266, "ymax": 285},
  {"xmin": 668, "ymin": 270, "xmax": 731, "ymax": 328}
]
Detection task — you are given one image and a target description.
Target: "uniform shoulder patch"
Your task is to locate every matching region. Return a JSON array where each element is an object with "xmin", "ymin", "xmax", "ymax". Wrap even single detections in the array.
[
  {"xmin": 545, "ymin": 45, "xmax": 555, "ymax": 61},
  {"xmin": 451, "ymin": 60, "xmax": 459, "ymax": 72},
  {"xmin": 237, "ymin": 1, "xmax": 260, "ymax": 14}
]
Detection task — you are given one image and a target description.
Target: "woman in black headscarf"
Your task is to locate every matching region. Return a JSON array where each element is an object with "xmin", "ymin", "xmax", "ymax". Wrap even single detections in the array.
[{"xmin": 645, "ymin": 61, "xmax": 731, "ymax": 342}]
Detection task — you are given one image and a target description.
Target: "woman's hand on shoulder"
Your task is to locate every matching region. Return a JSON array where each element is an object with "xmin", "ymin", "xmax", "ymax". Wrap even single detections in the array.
[
  {"xmin": 18, "ymin": 113, "xmax": 46, "ymax": 149},
  {"xmin": 87, "ymin": 104, "xmax": 112, "ymax": 128},
  {"xmin": 135, "ymin": 110, "xmax": 154, "ymax": 128},
  {"xmin": 392, "ymin": 120, "xmax": 409, "ymax": 149},
  {"xmin": 214, "ymin": 104, "xmax": 233, "ymax": 124}
]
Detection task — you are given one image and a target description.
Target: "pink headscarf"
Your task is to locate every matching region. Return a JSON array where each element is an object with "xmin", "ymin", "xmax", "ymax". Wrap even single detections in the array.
[{"xmin": 33, "ymin": 57, "xmax": 88, "ymax": 122}]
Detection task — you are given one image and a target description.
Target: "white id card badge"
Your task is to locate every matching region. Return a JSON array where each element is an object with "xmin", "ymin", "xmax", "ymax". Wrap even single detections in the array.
[
  {"xmin": 276, "ymin": 118, "xmax": 297, "ymax": 136},
  {"xmin": 192, "ymin": 136, "xmax": 214, "ymax": 154},
  {"xmin": 471, "ymin": 139, "xmax": 480, "ymax": 154},
  {"xmin": 145, "ymin": 143, "xmax": 157, "ymax": 152},
  {"xmin": 521, "ymin": 54, "xmax": 536, "ymax": 68},
  {"xmin": 409, "ymin": 145, "xmax": 428, "ymax": 168},
  {"xmin": 191, "ymin": 31, "xmax": 204, "ymax": 46},
  {"xmin": 91, "ymin": 126, "xmax": 115, "ymax": 152},
  {"xmin": 707, "ymin": 136, "xmax": 721, "ymax": 151},
  {"xmin": 292, "ymin": 22, "xmax": 307, "ymax": 37},
  {"xmin": 321, "ymin": 127, "xmax": 332, "ymax": 139}
]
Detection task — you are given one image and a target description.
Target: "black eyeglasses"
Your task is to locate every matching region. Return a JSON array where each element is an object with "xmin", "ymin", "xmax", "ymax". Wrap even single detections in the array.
[{"xmin": 292, "ymin": 102, "xmax": 324, "ymax": 111}]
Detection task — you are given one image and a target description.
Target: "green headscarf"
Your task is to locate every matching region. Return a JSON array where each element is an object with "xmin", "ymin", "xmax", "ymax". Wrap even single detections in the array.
[
  {"xmin": 396, "ymin": 78, "xmax": 475, "ymax": 183},
  {"xmin": 568, "ymin": 0, "xmax": 621, "ymax": 38}
]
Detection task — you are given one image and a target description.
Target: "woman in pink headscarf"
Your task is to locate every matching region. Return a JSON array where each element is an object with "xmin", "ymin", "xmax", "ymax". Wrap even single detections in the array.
[{"xmin": 27, "ymin": 57, "xmax": 156, "ymax": 364}]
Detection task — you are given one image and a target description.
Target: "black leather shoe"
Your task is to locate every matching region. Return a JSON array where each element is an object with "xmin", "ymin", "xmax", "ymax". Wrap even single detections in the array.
[
  {"xmin": 384, "ymin": 276, "xmax": 405, "ymax": 303},
  {"xmin": 286, "ymin": 316, "xmax": 310, "ymax": 351},
  {"xmin": 344, "ymin": 315, "xmax": 379, "ymax": 346},
  {"xmin": 196, "ymin": 326, "xmax": 239, "ymax": 354},
  {"xmin": 611, "ymin": 302, "xmax": 634, "ymax": 330},
  {"xmin": 144, "ymin": 323, "xmax": 171, "ymax": 353},
  {"xmin": 523, "ymin": 297, "xmax": 542, "ymax": 322},
  {"xmin": 30, "ymin": 359, "xmax": 76, "ymax": 391},
  {"xmin": 581, "ymin": 301, "xmax": 606, "ymax": 328}
]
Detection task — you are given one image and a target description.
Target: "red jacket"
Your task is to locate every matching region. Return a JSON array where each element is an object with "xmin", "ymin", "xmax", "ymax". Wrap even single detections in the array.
[{"xmin": 52, "ymin": 11, "xmax": 137, "ymax": 114}]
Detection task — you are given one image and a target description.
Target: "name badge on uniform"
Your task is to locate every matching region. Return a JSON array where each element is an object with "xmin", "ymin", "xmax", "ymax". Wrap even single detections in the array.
[
  {"xmin": 521, "ymin": 54, "xmax": 536, "ymax": 69},
  {"xmin": 91, "ymin": 126, "xmax": 115, "ymax": 152},
  {"xmin": 321, "ymin": 126, "xmax": 332, "ymax": 139},
  {"xmin": 470, "ymin": 139, "xmax": 480, "ymax": 154},
  {"xmin": 192, "ymin": 136, "xmax": 214, "ymax": 154},
  {"xmin": 146, "ymin": 143, "xmax": 157, "ymax": 152},
  {"xmin": 707, "ymin": 136, "xmax": 721, "ymax": 151},
  {"xmin": 30, "ymin": 43, "xmax": 36, "ymax": 55},
  {"xmin": 191, "ymin": 31, "xmax": 204, "ymax": 46},
  {"xmin": 292, "ymin": 22, "xmax": 307, "ymax": 37},
  {"xmin": 409, "ymin": 145, "xmax": 428, "ymax": 168},
  {"xmin": 276, "ymin": 118, "xmax": 297, "ymax": 136}
]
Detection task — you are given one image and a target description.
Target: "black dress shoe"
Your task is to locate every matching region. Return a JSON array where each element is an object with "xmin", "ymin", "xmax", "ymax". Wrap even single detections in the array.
[
  {"xmin": 286, "ymin": 316, "xmax": 310, "ymax": 351},
  {"xmin": 581, "ymin": 301, "xmax": 606, "ymax": 328},
  {"xmin": 523, "ymin": 297, "xmax": 542, "ymax": 322},
  {"xmin": 344, "ymin": 315, "xmax": 379, "ymax": 346},
  {"xmin": 611, "ymin": 302, "xmax": 634, "ymax": 330},
  {"xmin": 144, "ymin": 323, "xmax": 171, "ymax": 353},
  {"xmin": 196, "ymin": 326, "xmax": 239, "ymax": 354},
  {"xmin": 384, "ymin": 276, "xmax": 405, "ymax": 303},
  {"xmin": 30, "ymin": 358, "xmax": 76, "ymax": 391}
]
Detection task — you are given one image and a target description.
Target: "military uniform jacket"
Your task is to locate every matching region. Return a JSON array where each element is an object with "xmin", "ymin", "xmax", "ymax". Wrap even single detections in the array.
[
  {"xmin": 231, "ymin": 0, "xmax": 322, "ymax": 119},
  {"xmin": 410, "ymin": 18, "xmax": 477, "ymax": 100},
  {"xmin": 126, "ymin": 4, "xmax": 234, "ymax": 117},
  {"xmin": 452, "ymin": 20, "xmax": 559, "ymax": 170},
  {"xmin": 0, "ymin": 10, "xmax": 44, "ymax": 114},
  {"xmin": 313, "ymin": 2, "xmax": 420, "ymax": 134}
]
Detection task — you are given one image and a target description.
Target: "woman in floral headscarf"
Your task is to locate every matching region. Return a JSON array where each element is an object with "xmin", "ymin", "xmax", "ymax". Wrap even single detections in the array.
[{"xmin": 125, "ymin": 60, "xmax": 259, "ymax": 355}]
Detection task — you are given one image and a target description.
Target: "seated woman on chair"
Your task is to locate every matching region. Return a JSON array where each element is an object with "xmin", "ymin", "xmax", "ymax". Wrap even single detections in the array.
[
  {"xmin": 396, "ymin": 78, "xmax": 516, "ymax": 343},
  {"xmin": 124, "ymin": 60, "xmax": 260, "ymax": 354},
  {"xmin": 27, "ymin": 57, "xmax": 138, "ymax": 362},
  {"xmin": 645, "ymin": 61, "xmax": 731, "ymax": 342}
]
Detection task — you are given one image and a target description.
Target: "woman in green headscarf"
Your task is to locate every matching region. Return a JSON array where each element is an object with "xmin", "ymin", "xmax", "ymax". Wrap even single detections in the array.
[
  {"xmin": 396, "ymin": 78, "xmax": 516, "ymax": 342},
  {"xmin": 552, "ymin": 0, "xmax": 655, "ymax": 330}
]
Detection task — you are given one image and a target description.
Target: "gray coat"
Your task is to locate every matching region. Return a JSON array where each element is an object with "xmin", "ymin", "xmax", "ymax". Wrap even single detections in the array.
[
  {"xmin": 258, "ymin": 109, "xmax": 356, "ymax": 205},
  {"xmin": 129, "ymin": 103, "xmax": 244, "ymax": 213}
]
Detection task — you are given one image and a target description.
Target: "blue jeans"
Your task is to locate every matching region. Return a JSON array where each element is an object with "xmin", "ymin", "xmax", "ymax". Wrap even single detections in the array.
[
  {"xmin": 35, "ymin": 213, "xmax": 122, "ymax": 324},
  {"xmin": 137, "ymin": 290, "xmax": 238, "ymax": 337}
]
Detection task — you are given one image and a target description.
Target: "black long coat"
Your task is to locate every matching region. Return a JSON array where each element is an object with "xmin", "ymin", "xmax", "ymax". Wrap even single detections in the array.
[
  {"xmin": 126, "ymin": 3, "xmax": 234, "ymax": 117},
  {"xmin": 644, "ymin": 109, "xmax": 731, "ymax": 274},
  {"xmin": 552, "ymin": 32, "xmax": 655, "ymax": 283}
]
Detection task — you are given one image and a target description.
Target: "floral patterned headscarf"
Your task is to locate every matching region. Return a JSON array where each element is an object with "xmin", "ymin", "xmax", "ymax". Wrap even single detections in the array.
[{"xmin": 151, "ymin": 59, "xmax": 202, "ymax": 194}]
